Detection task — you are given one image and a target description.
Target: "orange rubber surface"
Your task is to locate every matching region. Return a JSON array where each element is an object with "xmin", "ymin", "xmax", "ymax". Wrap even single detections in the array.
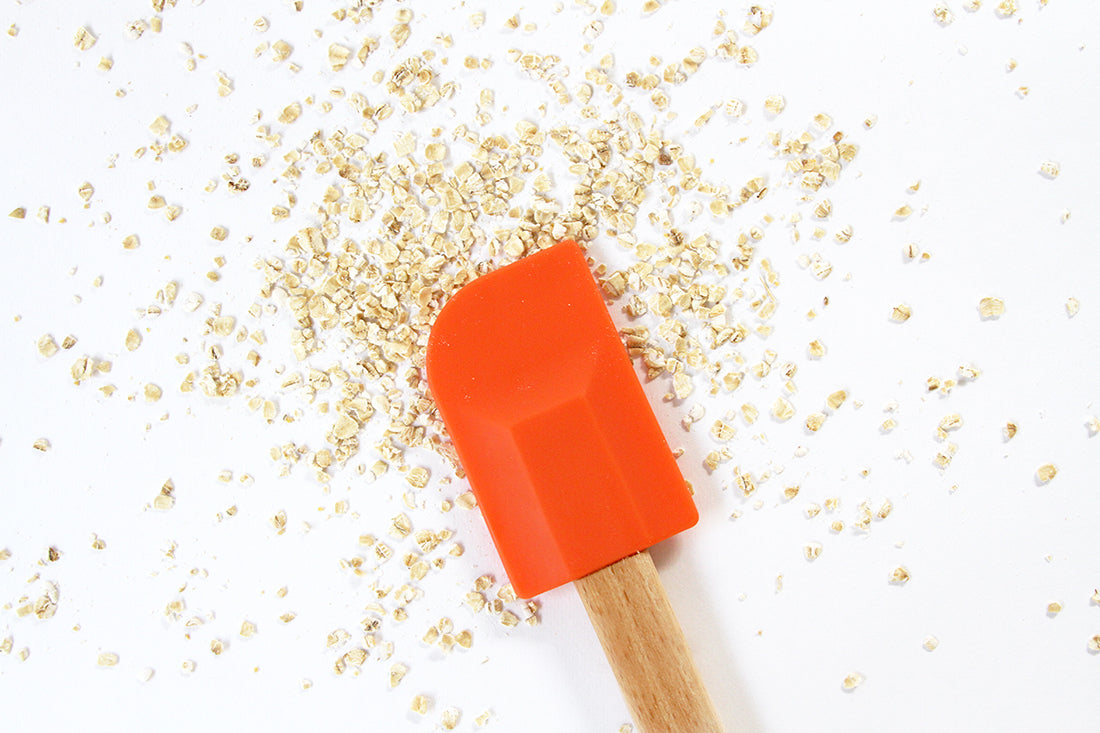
[{"xmin": 426, "ymin": 241, "xmax": 698, "ymax": 598}]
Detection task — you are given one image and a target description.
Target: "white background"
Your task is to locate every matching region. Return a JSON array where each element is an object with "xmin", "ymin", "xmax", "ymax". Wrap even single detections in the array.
[{"xmin": 1, "ymin": 1, "xmax": 1099, "ymax": 732}]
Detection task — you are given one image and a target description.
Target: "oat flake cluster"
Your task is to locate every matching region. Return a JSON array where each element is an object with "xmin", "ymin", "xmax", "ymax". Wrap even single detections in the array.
[{"xmin": 3, "ymin": 1, "xmax": 1097, "ymax": 728}]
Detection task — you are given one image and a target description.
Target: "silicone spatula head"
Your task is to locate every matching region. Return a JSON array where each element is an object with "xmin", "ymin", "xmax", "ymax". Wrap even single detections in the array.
[{"xmin": 426, "ymin": 240, "xmax": 698, "ymax": 598}]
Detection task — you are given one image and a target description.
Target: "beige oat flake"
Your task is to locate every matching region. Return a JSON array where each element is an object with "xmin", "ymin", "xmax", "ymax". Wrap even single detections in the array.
[
  {"xmin": 826, "ymin": 390, "xmax": 848, "ymax": 410},
  {"xmin": 74, "ymin": 26, "xmax": 97, "ymax": 51},
  {"xmin": 979, "ymin": 297, "xmax": 1005, "ymax": 319},
  {"xmin": 842, "ymin": 672, "xmax": 864, "ymax": 691},
  {"xmin": 771, "ymin": 397, "xmax": 795, "ymax": 421},
  {"xmin": 37, "ymin": 334, "xmax": 59, "ymax": 357},
  {"xmin": 125, "ymin": 329, "xmax": 142, "ymax": 351}
]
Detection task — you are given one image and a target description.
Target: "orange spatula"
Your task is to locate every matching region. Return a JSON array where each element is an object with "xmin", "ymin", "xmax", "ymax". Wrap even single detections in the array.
[{"xmin": 426, "ymin": 240, "xmax": 722, "ymax": 733}]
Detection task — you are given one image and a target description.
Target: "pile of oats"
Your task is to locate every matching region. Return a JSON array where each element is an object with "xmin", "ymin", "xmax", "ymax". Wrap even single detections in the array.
[{"xmin": 2, "ymin": 3, "xmax": 1095, "ymax": 729}]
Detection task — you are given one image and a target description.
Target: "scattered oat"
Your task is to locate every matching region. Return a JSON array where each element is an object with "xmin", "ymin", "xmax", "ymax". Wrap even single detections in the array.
[
  {"xmin": 149, "ymin": 115, "xmax": 171, "ymax": 136},
  {"xmin": 406, "ymin": 466, "xmax": 430, "ymax": 489},
  {"xmin": 74, "ymin": 27, "xmax": 97, "ymax": 51},
  {"xmin": 979, "ymin": 297, "xmax": 1005, "ymax": 319},
  {"xmin": 411, "ymin": 695, "xmax": 431, "ymax": 715},
  {"xmin": 389, "ymin": 663, "xmax": 408, "ymax": 687},
  {"xmin": 771, "ymin": 397, "xmax": 795, "ymax": 421},
  {"xmin": 328, "ymin": 44, "xmax": 351, "ymax": 71},
  {"xmin": 1065, "ymin": 297, "xmax": 1080, "ymax": 317},
  {"xmin": 1039, "ymin": 161, "xmax": 1060, "ymax": 179},
  {"xmin": 890, "ymin": 566, "xmax": 911, "ymax": 584},
  {"xmin": 939, "ymin": 414, "xmax": 963, "ymax": 432},
  {"xmin": 922, "ymin": 635, "xmax": 939, "ymax": 651},
  {"xmin": 33, "ymin": 438, "xmax": 51, "ymax": 452},
  {"xmin": 37, "ymin": 334, "xmax": 59, "ymax": 357},
  {"xmin": 890, "ymin": 304, "xmax": 912, "ymax": 323},
  {"xmin": 1036, "ymin": 464, "xmax": 1057, "ymax": 484},
  {"xmin": 125, "ymin": 329, "xmax": 142, "ymax": 352},
  {"xmin": 803, "ymin": 542, "xmax": 823, "ymax": 561},
  {"xmin": 441, "ymin": 708, "xmax": 461, "ymax": 730},
  {"xmin": 826, "ymin": 390, "xmax": 848, "ymax": 410},
  {"xmin": 842, "ymin": 672, "xmax": 864, "ymax": 691}
]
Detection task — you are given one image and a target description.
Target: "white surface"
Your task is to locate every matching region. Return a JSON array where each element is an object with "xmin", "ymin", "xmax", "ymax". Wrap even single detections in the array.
[{"xmin": 1, "ymin": 1, "xmax": 1099, "ymax": 732}]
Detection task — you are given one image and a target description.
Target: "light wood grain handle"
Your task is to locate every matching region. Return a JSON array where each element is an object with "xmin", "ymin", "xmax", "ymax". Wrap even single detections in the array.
[{"xmin": 573, "ymin": 550, "xmax": 723, "ymax": 733}]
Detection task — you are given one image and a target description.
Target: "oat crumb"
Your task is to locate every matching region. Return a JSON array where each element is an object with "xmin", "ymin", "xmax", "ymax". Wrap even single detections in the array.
[
  {"xmin": 74, "ymin": 26, "xmax": 97, "ymax": 51},
  {"xmin": 37, "ymin": 335, "xmax": 59, "ymax": 357},
  {"xmin": 441, "ymin": 708, "xmax": 461, "ymax": 730},
  {"xmin": 1039, "ymin": 160, "xmax": 1060, "ymax": 179},
  {"xmin": 979, "ymin": 297, "xmax": 1005, "ymax": 319},
  {"xmin": 842, "ymin": 672, "xmax": 864, "ymax": 691},
  {"xmin": 890, "ymin": 304, "xmax": 912, "ymax": 323}
]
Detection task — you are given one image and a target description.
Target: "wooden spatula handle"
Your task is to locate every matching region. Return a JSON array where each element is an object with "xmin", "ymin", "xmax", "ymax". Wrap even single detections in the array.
[{"xmin": 573, "ymin": 550, "xmax": 723, "ymax": 733}]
